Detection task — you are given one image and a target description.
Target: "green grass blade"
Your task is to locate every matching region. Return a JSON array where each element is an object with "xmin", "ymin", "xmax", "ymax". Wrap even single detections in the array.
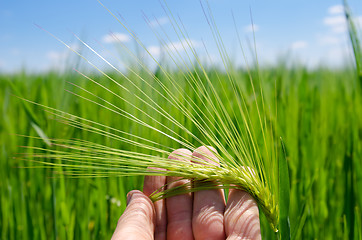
[
  {"xmin": 7, "ymin": 80, "xmax": 51, "ymax": 147},
  {"xmin": 343, "ymin": 141, "xmax": 355, "ymax": 239},
  {"xmin": 279, "ymin": 138, "xmax": 290, "ymax": 239},
  {"xmin": 344, "ymin": 0, "xmax": 362, "ymax": 88}
]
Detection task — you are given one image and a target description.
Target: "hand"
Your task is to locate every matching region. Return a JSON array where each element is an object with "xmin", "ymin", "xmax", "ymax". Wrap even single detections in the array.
[{"xmin": 111, "ymin": 146, "xmax": 261, "ymax": 240}]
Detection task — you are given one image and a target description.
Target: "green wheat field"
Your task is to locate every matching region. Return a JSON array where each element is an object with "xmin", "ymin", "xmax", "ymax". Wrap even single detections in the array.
[{"xmin": 1, "ymin": 1, "xmax": 362, "ymax": 240}]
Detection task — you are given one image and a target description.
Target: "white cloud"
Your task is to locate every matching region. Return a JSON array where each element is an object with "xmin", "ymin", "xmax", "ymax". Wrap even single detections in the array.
[
  {"xmin": 323, "ymin": 6, "xmax": 362, "ymax": 34},
  {"xmin": 244, "ymin": 24, "xmax": 259, "ymax": 33},
  {"xmin": 317, "ymin": 34, "xmax": 343, "ymax": 45},
  {"xmin": 149, "ymin": 17, "xmax": 169, "ymax": 28},
  {"xmin": 68, "ymin": 43, "xmax": 81, "ymax": 52},
  {"xmin": 324, "ymin": 15, "xmax": 346, "ymax": 26},
  {"xmin": 202, "ymin": 53, "xmax": 220, "ymax": 66},
  {"xmin": 356, "ymin": 16, "xmax": 362, "ymax": 27},
  {"xmin": 166, "ymin": 39, "xmax": 200, "ymax": 52},
  {"xmin": 47, "ymin": 50, "xmax": 67, "ymax": 62},
  {"xmin": 317, "ymin": 4, "xmax": 359, "ymax": 49},
  {"xmin": 102, "ymin": 32, "xmax": 130, "ymax": 44},
  {"xmin": 323, "ymin": 15, "xmax": 347, "ymax": 33},
  {"xmin": 147, "ymin": 46, "xmax": 161, "ymax": 57},
  {"xmin": 328, "ymin": 5, "xmax": 344, "ymax": 15},
  {"xmin": 323, "ymin": 3, "xmax": 362, "ymax": 38},
  {"xmin": 46, "ymin": 43, "xmax": 81, "ymax": 63},
  {"xmin": 147, "ymin": 39, "xmax": 200, "ymax": 58},
  {"xmin": 45, "ymin": 45, "xmax": 81, "ymax": 71},
  {"xmin": 290, "ymin": 41, "xmax": 308, "ymax": 50}
]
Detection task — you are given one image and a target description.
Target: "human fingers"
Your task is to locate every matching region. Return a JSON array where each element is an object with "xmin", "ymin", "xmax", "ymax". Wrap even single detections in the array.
[
  {"xmin": 166, "ymin": 149, "xmax": 194, "ymax": 240},
  {"xmin": 111, "ymin": 190, "xmax": 155, "ymax": 240},
  {"xmin": 143, "ymin": 168, "xmax": 167, "ymax": 240},
  {"xmin": 192, "ymin": 146, "xmax": 225, "ymax": 240},
  {"xmin": 224, "ymin": 189, "xmax": 261, "ymax": 240}
]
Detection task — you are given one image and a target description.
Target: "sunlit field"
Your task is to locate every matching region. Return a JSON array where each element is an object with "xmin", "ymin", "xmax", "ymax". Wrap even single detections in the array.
[{"xmin": 1, "ymin": 1, "xmax": 362, "ymax": 239}]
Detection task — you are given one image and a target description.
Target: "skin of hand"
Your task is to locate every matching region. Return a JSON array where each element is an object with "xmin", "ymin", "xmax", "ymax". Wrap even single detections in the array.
[{"xmin": 111, "ymin": 146, "xmax": 261, "ymax": 240}]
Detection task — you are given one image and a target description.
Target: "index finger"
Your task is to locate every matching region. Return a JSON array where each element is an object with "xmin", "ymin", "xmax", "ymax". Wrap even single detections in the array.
[
  {"xmin": 111, "ymin": 190, "xmax": 155, "ymax": 240},
  {"xmin": 143, "ymin": 168, "xmax": 167, "ymax": 240}
]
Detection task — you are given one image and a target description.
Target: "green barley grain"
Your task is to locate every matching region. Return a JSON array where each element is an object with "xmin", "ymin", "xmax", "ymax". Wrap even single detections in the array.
[{"xmin": 21, "ymin": 1, "xmax": 281, "ymax": 232}]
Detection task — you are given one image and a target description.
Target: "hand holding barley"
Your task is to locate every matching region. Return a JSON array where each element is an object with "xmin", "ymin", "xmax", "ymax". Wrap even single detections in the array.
[{"xmin": 111, "ymin": 147, "xmax": 261, "ymax": 240}]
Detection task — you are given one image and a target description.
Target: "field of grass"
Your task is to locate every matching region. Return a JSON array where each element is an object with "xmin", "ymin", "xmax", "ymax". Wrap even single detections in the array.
[
  {"xmin": 1, "ymin": 63, "xmax": 361, "ymax": 239},
  {"xmin": 1, "ymin": 2, "xmax": 362, "ymax": 240}
]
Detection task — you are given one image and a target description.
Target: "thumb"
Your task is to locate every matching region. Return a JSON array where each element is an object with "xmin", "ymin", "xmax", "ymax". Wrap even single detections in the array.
[{"xmin": 111, "ymin": 190, "xmax": 155, "ymax": 240}]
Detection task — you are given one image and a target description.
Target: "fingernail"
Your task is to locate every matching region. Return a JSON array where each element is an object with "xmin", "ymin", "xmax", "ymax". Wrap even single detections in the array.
[
  {"xmin": 126, "ymin": 192, "xmax": 134, "ymax": 205},
  {"xmin": 207, "ymin": 146, "xmax": 217, "ymax": 154}
]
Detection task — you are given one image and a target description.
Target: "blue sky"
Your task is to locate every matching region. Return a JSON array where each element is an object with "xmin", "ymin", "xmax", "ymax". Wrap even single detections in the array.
[{"xmin": 1, "ymin": 0, "xmax": 361, "ymax": 73}]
